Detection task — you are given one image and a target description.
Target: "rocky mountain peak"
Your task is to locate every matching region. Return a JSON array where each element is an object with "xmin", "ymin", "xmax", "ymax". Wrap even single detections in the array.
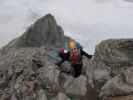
[
  {"xmin": 17, "ymin": 13, "xmax": 65, "ymax": 47},
  {"xmin": 1, "ymin": 14, "xmax": 65, "ymax": 53}
]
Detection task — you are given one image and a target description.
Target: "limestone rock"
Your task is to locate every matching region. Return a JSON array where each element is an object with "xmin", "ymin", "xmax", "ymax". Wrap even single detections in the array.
[
  {"xmin": 103, "ymin": 95, "xmax": 133, "ymax": 100},
  {"xmin": 95, "ymin": 39, "xmax": 133, "ymax": 67},
  {"xmin": 100, "ymin": 67, "xmax": 133, "ymax": 97},
  {"xmin": 38, "ymin": 64, "xmax": 60, "ymax": 93},
  {"xmin": 52, "ymin": 92, "xmax": 70, "ymax": 100},
  {"xmin": 64, "ymin": 75, "xmax": 87, "ymax": 96},
  {"xmin": 36, "ymin": 89, "xmax": 48, "ymax": 100}
]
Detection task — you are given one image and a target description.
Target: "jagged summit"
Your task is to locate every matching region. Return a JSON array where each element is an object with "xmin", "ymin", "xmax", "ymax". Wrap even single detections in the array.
[{"xmin": 2, "ymin": 14, "xmax": 65, "ymax": 52}]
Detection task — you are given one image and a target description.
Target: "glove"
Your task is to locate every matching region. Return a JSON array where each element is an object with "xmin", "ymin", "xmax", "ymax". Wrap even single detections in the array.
[{"xmin": 55, "ymin": 62, "xmax": 61, "ymax": 66}]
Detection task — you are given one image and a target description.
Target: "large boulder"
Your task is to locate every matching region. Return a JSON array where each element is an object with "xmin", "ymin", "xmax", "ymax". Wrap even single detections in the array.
[
  {"xmin": 63, "ymin": 75, "xmax": 87, "ymax": 96},
  {"xmin": 95, "ymin": 39, "xmax": 133, "ymax": 69},
  {"xmin": 51, "ymin": 92, "xmax": 70, "ymax": 100},
  {"xmin": 88, "ymin": 39, "xmax": 133, "ymax": 99},
  {"xmin": 38, "ymin": 63, "xmax": 60, "ymax": 93},
  {"xmin": 0, "ymin": 47, "xmax": 53, "ymax": 100},
  {"xmin": 103, "ymin": 95, "xmax": 133, "ymax": 100},
  {"xmin": 100, "ymin": 67, "xmax": 133, "ymax": 98},
  {"xmin": 0, "ymin": 47, "xmax": 47, "ymax": 72},
  {"xmin": 36, "ymin": 89, "xmax": 48, "ymax": 100}
]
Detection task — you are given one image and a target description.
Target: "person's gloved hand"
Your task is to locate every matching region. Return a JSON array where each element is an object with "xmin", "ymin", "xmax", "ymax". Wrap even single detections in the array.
[{"xmin": 55, "ymin": 62, "xmax": 61, "ymax": 66}]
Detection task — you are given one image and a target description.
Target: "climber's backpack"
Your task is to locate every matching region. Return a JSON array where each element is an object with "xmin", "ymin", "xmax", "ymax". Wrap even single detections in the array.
[
  {"xmin": 47, "ymin": 48, "xmax": 61, "ymax": 63},
  {"xmin": 70, "ymin": 48, "xmax": 82, "ymax": 64}
]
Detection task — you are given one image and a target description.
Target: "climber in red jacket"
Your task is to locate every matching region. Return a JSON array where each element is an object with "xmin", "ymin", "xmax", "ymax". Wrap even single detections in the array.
[{"xmin": 56, "ymin": 39, "xmax": 92, "ymax": 78}]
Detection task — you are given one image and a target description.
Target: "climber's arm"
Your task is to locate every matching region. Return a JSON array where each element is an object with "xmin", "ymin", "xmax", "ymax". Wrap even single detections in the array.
[
  {"xmin": 55, "ymin": 51, "xmax": 69, "ymax": 66},
  {"xmin": 81, "ymin": 49, "xmax": 92, "ymax": 59}
]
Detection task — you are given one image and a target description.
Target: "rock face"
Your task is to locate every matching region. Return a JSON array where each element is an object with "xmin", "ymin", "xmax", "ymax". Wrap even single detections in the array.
[
  {"xmin": 36, "ymin": 89, "xmax": 48, "ymax": 100},
  {"xmin": 95, "ymin": 39, "xmax": 133, "ymax": 76},
  {"xmin": 1, "ymin": 14, "xmax": 65, "ymax": 54},
  {"xmin": 93, "ymin": 39, "xmax": 133, "ymax": 99},
  {"xmin": 64, "ymin": 75, "xmax": 87, "ymax": 96},
  {"xmin": 1, "ymin": 13, "xmax": 133, "ymax": 100},
  {"xmin": 100, "ymin": 67, "xmax": 133, "ymax": 97},
  {"xmin": 103, "ymin": 95, "xmax": 133, "ymax": 100},
  {"xmin": 52, "ymin": 92, "xmax": 70, "ymax": 100},
  {"xmin": 95, "ymin": 39, "xmax": 133, "ymax": 66}
]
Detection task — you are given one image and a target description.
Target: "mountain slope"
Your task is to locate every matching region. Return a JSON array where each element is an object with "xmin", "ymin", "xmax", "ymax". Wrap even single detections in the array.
[{"xmin": 1, "ymin": 14, "xmax": 65, "ymax": 54}]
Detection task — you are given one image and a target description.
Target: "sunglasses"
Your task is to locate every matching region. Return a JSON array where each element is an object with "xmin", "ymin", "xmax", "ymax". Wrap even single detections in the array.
[{"xmin": 72, "ymin": 48, "xmax": 77, "ymax": 51}]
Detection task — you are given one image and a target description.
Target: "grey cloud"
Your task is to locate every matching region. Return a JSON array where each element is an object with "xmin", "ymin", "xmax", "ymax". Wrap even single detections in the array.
[
  {"xmin": 92, "ymin": 0, "xmax": 115, "ymax": 3},
  {"xmin": 124, "ymin": 0, "xmax": 133, "ymax": 3}
]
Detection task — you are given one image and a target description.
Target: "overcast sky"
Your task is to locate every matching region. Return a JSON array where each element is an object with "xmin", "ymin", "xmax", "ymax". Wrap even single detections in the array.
[{"xmin": 0, "ymin": 0, "xmax": 133, "ymax": 53}]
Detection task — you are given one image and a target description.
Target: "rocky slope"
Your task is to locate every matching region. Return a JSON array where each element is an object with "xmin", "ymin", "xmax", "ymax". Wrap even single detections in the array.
[
  {"xmin": 1, "ymin": 14, "xmax": 65, "ymax": 54},
  {"xmin": 93, "ymin": 39, "xmax": 133, "ymax": 100},
  {"xmin": 0, "ymin": 14, "xmax": 133, "ymax": 100}
]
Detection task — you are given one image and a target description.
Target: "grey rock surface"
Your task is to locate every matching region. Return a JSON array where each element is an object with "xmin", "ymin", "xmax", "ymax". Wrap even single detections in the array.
[
  {"xmin": 100, "ymin": 67, "xmax": 133, "ymax": 97},
  {"xmin": 64, "ymin": 75, "xmax": 87, "ymax": 96},
  {"xmin": 86, "ymin": 39, "xmax": 133, "ymax": 99},
  {"xmin": 95, "ymin": 39, "xmax": 133, "ymax": 69},
  {"xmin": 103, "ymin": 95, "xmax": 133, "ymax": 100},
  {"xmin": 1, "ymin": 14, "xmax": 65, "ymax": 54},
  {"xmin": 36, "ymin": 89, "xmax": 48, "ymax": 100},
  {"xmin": 52, "ymin": 92, "xmax": 70, "ymax": 100}
]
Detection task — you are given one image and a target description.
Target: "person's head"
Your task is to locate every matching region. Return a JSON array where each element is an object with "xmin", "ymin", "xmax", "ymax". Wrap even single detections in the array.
[{"xmin": 68, "ymin": 39, "xmax": 77, "ymax": 50}]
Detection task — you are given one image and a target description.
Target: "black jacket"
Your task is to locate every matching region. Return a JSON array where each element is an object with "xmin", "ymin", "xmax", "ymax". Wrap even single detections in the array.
[{"xmin": 56, "ymin": 49, "xmax": 92, "ymax": 66}]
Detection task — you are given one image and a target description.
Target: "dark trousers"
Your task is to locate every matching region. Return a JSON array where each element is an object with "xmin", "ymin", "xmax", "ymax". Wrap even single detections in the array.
[{"xmin": 71, "ymin": 63, "xmax": 83, "ymax": 78}]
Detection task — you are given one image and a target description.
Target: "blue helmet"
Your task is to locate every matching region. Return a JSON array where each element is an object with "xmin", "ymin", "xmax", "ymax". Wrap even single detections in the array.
[{"xmin": 76, "ymin": 42, "xmax": 83, "ymax": 49}]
